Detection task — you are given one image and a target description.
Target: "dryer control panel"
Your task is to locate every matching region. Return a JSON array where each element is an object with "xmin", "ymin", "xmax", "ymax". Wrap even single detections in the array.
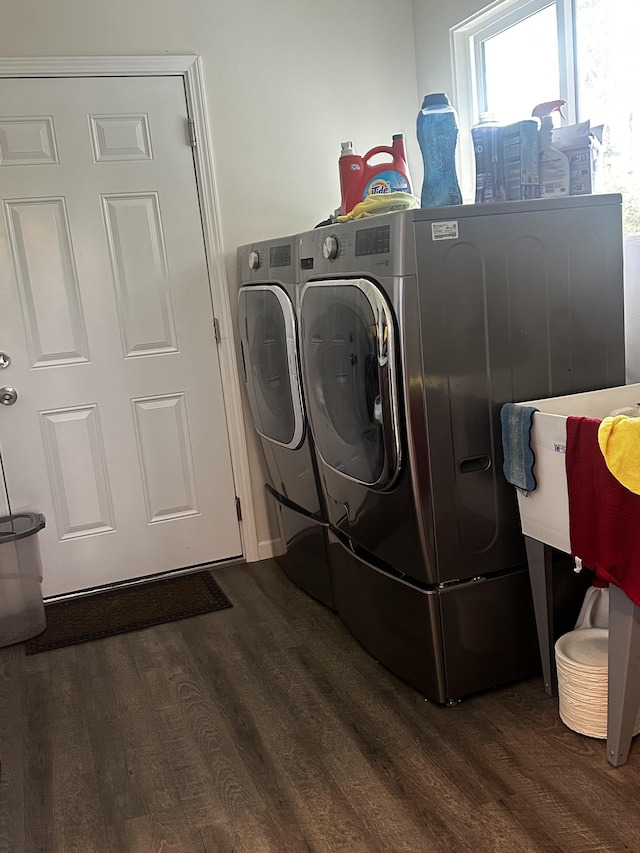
[
  {"xmin": 354, "ymin": 224, "xmax": 390, "ymax": 256},
  {"xmin": 238, "ymin": 235, "xmax": 299, "ymax": 284},
  {"xmin": 299, "ymin": 210, "xmax": 415, "ymax": 279}
]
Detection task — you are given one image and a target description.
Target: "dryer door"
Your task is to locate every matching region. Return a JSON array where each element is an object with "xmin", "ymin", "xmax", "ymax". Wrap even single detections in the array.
[
  {"xmin": 238, "ymin": 285, "xmax": 305, "ymax": 449},
  {"xmin": 300, "ymin": 278, "xmax": 402, "ymax": 488}
]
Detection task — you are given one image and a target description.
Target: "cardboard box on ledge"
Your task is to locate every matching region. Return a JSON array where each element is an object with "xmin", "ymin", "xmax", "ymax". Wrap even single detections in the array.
[
  {"xmin": 552, "ymin": 121, "xmax": 603, "ymax": 196},
  {"xmin": 502, "ymin": 119, "xmax": 540, "ymax": 200}
]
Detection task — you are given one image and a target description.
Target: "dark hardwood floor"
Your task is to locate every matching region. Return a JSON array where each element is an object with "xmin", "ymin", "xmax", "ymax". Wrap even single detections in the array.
[{"xmin": 1, "ymin": 558, "xmax": 639, "ymax": 852}]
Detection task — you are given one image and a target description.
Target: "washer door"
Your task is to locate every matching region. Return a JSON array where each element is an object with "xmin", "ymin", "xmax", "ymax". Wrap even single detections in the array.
[
  {"xmin": 238, "ymin": 285, "xmax": 305, "ymax": 449},
  {"xmin": 300, "ymin": 278, "xmax": 402, "ymax": 488}
]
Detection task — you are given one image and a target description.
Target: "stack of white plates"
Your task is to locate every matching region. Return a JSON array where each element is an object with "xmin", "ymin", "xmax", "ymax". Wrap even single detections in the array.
[{"xmin": 555, "ymin": 628, "xmax": 640, "ymax": 739}]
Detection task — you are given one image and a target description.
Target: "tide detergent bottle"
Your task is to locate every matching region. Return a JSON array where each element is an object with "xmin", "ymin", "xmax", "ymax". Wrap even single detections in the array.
[{"xmin": 339, "ymin": 134, "xmax": 413, "ymax": 216}]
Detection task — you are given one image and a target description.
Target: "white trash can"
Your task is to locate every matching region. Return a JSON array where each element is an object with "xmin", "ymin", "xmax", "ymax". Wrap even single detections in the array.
[{"xmin": 0, "ymin": 513, "xmax": 46, "ymax": 647}]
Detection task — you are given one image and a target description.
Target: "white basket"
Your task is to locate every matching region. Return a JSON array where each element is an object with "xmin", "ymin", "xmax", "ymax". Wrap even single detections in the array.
[{"xmin": 555, "ymin": 628, "xmax": 640, "ymax": 739}]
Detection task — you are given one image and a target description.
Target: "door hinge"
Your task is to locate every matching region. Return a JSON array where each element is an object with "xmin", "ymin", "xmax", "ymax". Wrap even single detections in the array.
[
  {"xmin": 235, "ymin": 496, "xmax": 242, "ymax": 521},
  {"xmin": 187, "ymin": 118, "xmax": 197, "ymax": 148},
  {"xmin": 213, "ymin": 316, "xmax": 221, "ymax": 344}
]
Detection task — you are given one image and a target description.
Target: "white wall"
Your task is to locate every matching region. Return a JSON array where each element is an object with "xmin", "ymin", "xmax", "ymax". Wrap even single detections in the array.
[
  {"xmin": 0, "ymin": 0, "xmax": 420, "ymax": 551},
  {"xmin": 412, "ymin": 0, "xmax": 490, "ymax": 202},
  {"xmin": 412, "ymin": 0, "xmax": 486, "ymax": 98}
]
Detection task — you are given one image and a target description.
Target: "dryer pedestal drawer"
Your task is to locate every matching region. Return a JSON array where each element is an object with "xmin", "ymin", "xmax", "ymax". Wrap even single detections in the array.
[{"xmin": 329, "ymin": 533, "xmax": 540, "ymax": 704}]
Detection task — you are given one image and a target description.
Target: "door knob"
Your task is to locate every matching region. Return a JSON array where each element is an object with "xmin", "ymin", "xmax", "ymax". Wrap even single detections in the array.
[
  {"xmin": 0, "ymin": 353, "xmax": 10, "ymax": 369},
  {"xmin": 0, "ymin": 387, "xmax": 18, "ymax": 406}
]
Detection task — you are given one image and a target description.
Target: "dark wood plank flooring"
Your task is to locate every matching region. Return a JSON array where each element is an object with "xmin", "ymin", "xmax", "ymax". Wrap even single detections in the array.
[{"xmin": 1, "ymin": 558, "xmax": 640, "ymax": 852}]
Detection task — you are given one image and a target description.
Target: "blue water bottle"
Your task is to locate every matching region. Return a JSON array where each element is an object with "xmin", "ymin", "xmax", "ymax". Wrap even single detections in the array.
[
  {"xmin": 417, "ymin": 93, "xmax": 463, "ymax": 208},
  {"xmin": 471, "ymin": 113, "xmax": 506, "ymax": 203}
]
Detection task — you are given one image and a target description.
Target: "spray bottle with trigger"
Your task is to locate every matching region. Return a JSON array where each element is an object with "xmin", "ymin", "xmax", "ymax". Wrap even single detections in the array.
[{"xmin": 532, "ymin": 99, "xmax": 570, "ymax": 198}]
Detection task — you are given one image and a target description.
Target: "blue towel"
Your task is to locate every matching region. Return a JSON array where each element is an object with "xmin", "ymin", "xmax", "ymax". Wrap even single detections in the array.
[{"xmin": 500, "ymin": 403, "xmax": 539, "ymax": 494}]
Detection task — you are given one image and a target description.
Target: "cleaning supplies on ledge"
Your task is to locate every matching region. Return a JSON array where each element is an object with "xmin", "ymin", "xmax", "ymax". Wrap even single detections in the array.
[
  {"xmin": 532, "ymin": 100, "xmax": 570, "ymax": 198},
  {"xmin": 339, "ymin": 135, "xmax": 412, "ymax": 216},
  {"xmin": 502, "ymin": 119, "xmax": 540, "ymax": 200},
  {"xmin": 471, "ymin": 113, "xmax": 506, "ymax": 203},
  {"xmin": 417, "ymin": 93, "xmax": 463, "ymax": 208},
  {"xmin": 470, "ymin": 99, "xmax": 601, "ymax": 203},
  {"xmin": 552, "ymin": 121, "xmax": 603, "ymax": 196}
]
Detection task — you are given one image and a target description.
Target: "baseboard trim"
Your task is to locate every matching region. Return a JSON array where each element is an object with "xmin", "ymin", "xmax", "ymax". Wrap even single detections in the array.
[{"xmin": 256, "ymin": 537, "xmax": 283, "ymax": 561}]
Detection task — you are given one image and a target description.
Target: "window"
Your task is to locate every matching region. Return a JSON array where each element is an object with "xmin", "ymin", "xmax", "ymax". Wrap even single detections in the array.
[
  {"xmin": 452, "ymin": 0, "xmax": 640, "ymax": 233},
  {"xmin": 573, "ymin": 0, "xmax": 640, "ymax": 232},
  {"xmin": 481, "ymin": 4, "xmax": 560, "ymax": 123}
]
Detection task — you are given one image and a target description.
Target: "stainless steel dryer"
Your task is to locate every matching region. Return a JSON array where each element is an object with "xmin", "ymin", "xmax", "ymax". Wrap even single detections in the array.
[
  {"xmin": 298, "ymin": 194, "xmax": 625, "ymax": 702},
  {"xmin": 237, "ymin": 237, "xmax": 334, "ymax": 608}
]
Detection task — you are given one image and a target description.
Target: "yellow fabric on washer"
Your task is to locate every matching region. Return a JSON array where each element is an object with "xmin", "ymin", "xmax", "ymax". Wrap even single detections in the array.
[
  {"xmin": 337, "ymin": 192, "xmax": 418, "ymax": 222},
  {"xmin": 597, "ymin": 415, "xmax": 640, "ymax": 495}
]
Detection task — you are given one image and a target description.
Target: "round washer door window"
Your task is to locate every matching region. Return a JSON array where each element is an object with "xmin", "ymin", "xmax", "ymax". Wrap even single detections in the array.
[
  {"xmin": 239, "ymin": 285, "xmax": 304, "ymax": 448},
  {"xmin": 300, "ymin": 278, "xmax": 401, "ymax": 487}
]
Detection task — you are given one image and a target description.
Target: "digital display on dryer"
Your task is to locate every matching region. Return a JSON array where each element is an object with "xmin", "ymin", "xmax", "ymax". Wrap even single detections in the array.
[
  {"xmin": 269, "ymin": 244, "xmax": 292, "ymax": 267},
  {"xmin": 355, "ymin": 225, "xmax": 390, "ymax": 256}
]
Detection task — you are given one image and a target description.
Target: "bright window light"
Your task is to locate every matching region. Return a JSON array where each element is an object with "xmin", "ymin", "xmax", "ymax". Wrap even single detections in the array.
[
  {"xmin": 482, "ymin": 5, "xmax": 560, "ymax": 124},
  {"xmin": 452, "ymin": 0, "xmax": 640, "ymax": 231},
  {"xmin": 575, "ymin": 0, "xmax": 640, "ymax": 231}
]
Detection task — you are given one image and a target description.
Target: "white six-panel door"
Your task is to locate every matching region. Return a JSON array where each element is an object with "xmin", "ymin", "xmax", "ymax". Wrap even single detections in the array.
[{"xmin": 0, "ymin": 75, "xmax": 242, "ymax": 596}]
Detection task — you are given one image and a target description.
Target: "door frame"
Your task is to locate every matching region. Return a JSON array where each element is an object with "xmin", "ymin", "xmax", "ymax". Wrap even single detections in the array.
[{"xmin": 0, "ymin": 54, "xmax": 259, "ymax": 561}]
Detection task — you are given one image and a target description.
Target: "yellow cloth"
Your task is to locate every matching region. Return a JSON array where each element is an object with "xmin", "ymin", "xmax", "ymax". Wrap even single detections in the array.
[
  {"xmin": 597, "ymin": 415, "xmax": 640, "ymax": 495},
  {"xmin": 337, "ymin": 192, "xmax": 418, "ymax": 222}
]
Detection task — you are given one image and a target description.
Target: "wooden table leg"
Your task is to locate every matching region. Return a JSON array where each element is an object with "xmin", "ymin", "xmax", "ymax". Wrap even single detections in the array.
[
  {"xmin": 524, "ymin": 536, "xmax": 557, "ymax": 697},
  {"xmin": 607, "ymin": 584, "xmax": 640, "ymax": 767}
]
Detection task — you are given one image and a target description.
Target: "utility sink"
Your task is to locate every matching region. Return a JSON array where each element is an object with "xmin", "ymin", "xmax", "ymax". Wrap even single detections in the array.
[
  {"xmin": 511, "ymin": 382, "xmax": 640, "ymax": 768},
  {"xmin": 515, "ymin": 383, "xmax": 640, "ymax": 553}
]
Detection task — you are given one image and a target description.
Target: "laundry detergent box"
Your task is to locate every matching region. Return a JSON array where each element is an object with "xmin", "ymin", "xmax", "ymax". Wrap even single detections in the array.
[
  {"xmin": 502, "ymin": 119, "xmax": 540, "ymax": 200},
  {"xmin": 552, "ymin": 121, "xmax": 603, "ymax": 196}
]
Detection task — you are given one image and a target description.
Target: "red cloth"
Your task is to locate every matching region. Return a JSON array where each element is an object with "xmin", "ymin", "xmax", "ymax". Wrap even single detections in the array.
[{"xmin": 566, "ymin": 416, "xmax": 640, "ymax": 607}]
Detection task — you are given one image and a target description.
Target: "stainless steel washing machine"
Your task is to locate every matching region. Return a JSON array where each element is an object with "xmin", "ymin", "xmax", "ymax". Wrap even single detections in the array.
[
  {"xmin": 237, "ymin": 236, "xmax": 334, "ymax": 608},
  {"xmin": 298, "ymin": 195, "xmax": 625, "ymax": 701}
]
